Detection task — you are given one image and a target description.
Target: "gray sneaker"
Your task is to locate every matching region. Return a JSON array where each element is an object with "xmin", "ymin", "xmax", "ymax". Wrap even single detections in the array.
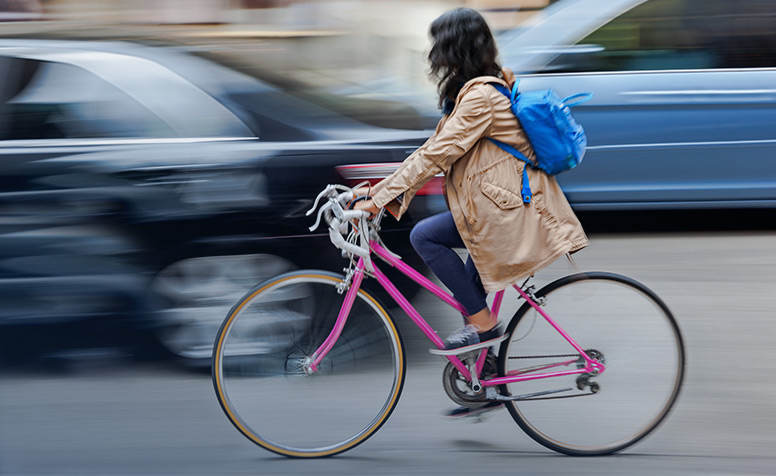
[
  {"xmin": 443, "ymin": 325, "xmax": 479, "ymax": 350},
  {"xmin": 443, "ymin": 324, "xmax": 503, "ymax": 351},
  {"xmin": 443, "ymin": 325, "xmax": 480, "ymax": 350}
]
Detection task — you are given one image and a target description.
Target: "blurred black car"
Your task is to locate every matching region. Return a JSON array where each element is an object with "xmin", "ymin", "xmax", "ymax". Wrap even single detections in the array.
[{"xmin": 0, "ymin": 39, "xmax": 436, "ymax": 364}]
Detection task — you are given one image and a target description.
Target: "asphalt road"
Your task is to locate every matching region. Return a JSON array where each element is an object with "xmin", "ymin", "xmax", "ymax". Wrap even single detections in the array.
[{"xmin": 2, "ymin": 230, "xmax": 776, "ymax": 475}]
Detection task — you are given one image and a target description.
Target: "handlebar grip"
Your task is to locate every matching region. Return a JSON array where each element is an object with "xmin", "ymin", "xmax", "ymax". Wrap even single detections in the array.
[
  {"xmin": 338, "ymin": 191, "xmax": 354, "ymax": 204},
  {"xmin": 328, "ymin": 219, "xmax": 369, "ymax": 258},
  {"xmin": 340, "ymin": 209, "xmax": 368, "ymax": 221}
]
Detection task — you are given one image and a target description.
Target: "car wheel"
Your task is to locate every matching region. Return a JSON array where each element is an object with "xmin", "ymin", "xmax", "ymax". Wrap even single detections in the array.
[{"xmin": 150, "ymin": 253, "xmax": 297, "ymax": 365}]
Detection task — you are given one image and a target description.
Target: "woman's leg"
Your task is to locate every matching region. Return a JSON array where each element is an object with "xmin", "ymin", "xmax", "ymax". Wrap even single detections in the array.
[
  {"xmin": 409, "ymin": 212, "xmax": 493, "ymax": 329},
  {"xmin": 463, "ymin": 256, "xmax": 496, "ymax": 330}
]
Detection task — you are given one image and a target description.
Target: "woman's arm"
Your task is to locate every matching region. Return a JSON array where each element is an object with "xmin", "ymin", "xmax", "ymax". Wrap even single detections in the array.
[{"xmin": 368, "ymin": 85, "xmax": 494, "ymax": 219}]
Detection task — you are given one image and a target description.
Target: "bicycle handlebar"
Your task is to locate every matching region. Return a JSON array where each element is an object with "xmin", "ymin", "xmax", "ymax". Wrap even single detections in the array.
[
  {"xmin": 327, "ymin": 217, "xmax": 370, "ymax": 259},
  {"xmin": 307, "ymin": 184, "xmax": 376, "ymax": 262}
]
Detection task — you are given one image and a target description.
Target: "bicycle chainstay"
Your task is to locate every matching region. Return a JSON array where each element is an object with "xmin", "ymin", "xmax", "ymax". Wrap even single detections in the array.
[
  {"xmin": 509, "ymin": 391, "xmax": 596, "ymax": 401},
  {"xmin": 501, "ymin": 353, "xmax": 598, "ymax": 401},
  {"xmin": 508, "ymin": 353, "xmax": 581, "ymax": 360}
]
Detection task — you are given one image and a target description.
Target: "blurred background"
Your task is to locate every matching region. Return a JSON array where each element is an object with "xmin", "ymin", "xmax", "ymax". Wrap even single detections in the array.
[{"xmin": 1, "ymin": 0, "xmax": 776, "ymax": 474}]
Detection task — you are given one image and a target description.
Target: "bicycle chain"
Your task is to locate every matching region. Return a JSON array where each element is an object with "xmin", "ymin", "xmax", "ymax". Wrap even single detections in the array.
[
  {"xmin": 508, "ymin": 353, "xmax": 580, "ymax": 359},
  {"xmin": 513, "ymin": 392, "xmax": 595, "ymax": 401},
  {"xmin": 503, "ymin": 353, "xmax": 596, "ymax": 401}
]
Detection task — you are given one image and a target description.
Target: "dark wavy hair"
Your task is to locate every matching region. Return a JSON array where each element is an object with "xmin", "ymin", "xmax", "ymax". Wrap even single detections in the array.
[{"xmin": 428, "ymin": 8, "xmax": 502, "ymax": 110}]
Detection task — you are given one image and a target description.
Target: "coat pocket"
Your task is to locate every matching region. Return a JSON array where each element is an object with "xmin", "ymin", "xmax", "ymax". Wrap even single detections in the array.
[{"xmin": 481, "ymin": 181, "xmax": 523, "ymax": 210}]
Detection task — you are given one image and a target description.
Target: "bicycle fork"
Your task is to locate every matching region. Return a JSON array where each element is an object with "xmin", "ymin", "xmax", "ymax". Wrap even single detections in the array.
[{"xmin": 305, "ymin": 260, "xmax": 366, "ymax": 373}]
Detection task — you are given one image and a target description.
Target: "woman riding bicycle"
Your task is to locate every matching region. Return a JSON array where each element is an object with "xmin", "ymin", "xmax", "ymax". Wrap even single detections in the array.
[
  {"xmin": 213, "ymin": 8, "xmax": 684, "ymax": 453},
  {"xmin": 355, "ymin": 8, "xmax": 588, "ymax": 356}
]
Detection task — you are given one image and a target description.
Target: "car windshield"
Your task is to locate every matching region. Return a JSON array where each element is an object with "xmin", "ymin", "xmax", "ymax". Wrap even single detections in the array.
[
  {"xmin": 1, "ymin": 57, "xmax": 177, "ymax": 140},
  {"xmin": 186, "ymin": 48, "xmax": 441, "ymax": 131},
  {"xmin": 540, "ymin": 0, "xmax": 776, "ymax": 73}
]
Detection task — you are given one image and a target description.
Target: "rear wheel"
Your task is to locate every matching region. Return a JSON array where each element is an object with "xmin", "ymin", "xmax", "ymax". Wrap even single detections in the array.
[
  {"xmin": 212, "ymin": 270, "xmax": 405, "ymax": 457},
  {"xmin": 498, "ymin": 272, "xmax": 684, "ymax": 455}
]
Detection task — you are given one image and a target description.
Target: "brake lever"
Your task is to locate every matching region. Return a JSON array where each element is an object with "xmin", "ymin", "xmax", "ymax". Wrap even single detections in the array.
[
  {"xmin": 309, "ymin": 201, "xmax": 333, "ymax": 232},
  {"xmin": 306, "ymin": 185, "xmax": 335, "ymax": 217}
]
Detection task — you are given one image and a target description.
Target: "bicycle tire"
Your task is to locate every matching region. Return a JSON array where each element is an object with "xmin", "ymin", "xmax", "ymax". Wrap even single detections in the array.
[
  {"xmin": 497, "ymin": 272, "xmax": 685, "ymax": 456},
  {"xmin": 212, "ymin": 270, "xmax": 405, "ymax": 458}
]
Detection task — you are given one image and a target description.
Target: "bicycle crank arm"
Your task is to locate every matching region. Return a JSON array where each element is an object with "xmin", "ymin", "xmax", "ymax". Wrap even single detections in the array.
[{"xmin": 486, "ymin": 386, "xmax": 574, "ymax": 401}]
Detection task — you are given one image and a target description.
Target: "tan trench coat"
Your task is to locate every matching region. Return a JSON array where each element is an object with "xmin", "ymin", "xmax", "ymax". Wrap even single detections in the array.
[{"xmin": 371, "ymin": 70, "xmax": 588, "ymax": 292}]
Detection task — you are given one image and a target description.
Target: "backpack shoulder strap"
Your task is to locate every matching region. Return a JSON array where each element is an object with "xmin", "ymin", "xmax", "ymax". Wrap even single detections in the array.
[
  {"xmin": 487, "ymin": 82, "xmax": 533, "ymax": 204},
  {"xmin": 486, "ymin": 137, "xmax": 528, "ymax": 162},
  {"xmin": 489, "ymin": 82, "xmax": 511, "ymax": 101},
  {"xmin": 485, "ymin": 138, "xmax": 533, "ymax": 204}
]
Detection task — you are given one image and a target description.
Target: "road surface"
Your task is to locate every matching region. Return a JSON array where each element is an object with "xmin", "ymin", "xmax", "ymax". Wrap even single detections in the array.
[{"xmin": 1, "ymin": 231, "xmax": 775, "ymax": 475}]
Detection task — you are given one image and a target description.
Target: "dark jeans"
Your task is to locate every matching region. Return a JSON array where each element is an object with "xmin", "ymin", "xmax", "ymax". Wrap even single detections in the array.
[{"xmin": 409, "ymin": 211, "xmax": 488, "ymax": 316}]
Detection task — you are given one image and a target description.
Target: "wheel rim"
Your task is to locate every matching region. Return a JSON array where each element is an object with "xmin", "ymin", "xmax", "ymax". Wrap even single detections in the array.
[
  {"xmin": 151, "ymin": 254, "xmax": 295, "ymax": 360},
  {"xmin": 500, "ymin": 274, "xmax": 684, "ymax": 455},
  {"xmin": 213, "ymin": 273, "xmax": 404, "ymax": 457}
]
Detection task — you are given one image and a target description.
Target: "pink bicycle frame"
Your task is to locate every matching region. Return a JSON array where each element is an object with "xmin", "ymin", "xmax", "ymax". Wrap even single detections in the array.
[{"xmin": 309, "ymin": 240, "xmax": 605, "ymax": 386}]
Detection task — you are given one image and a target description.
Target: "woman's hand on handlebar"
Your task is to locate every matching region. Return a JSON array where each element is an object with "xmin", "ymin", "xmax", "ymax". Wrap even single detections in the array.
[
  {"xmin": 350, "ymin": 186, "xmax": 380, "ymax": 217},
  {"xmin": 352, "ymin": 186, "xmax": 372, "ymax": 198},
  {"xmin": 353, "ymin": 198, "xmax": 380, "ymax": 217}
]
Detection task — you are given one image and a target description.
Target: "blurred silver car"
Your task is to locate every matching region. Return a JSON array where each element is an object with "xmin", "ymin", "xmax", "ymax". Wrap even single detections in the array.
[{"xmin": 498, "ymin": 0, "xmax": 776, "ymax": 210}]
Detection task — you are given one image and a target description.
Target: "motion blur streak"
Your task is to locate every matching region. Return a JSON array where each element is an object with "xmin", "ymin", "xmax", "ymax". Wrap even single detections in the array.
[{"xmin": 2, "ymin": 1, "xmax": 776, "ymax": 475}]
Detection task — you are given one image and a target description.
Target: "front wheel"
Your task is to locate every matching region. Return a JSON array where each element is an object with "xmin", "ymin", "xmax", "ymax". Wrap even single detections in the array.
[
  {"xmin": 212, "ymin": 270, "xmax": 405, "ymax": 458},
  {"xmin": 498, "ymin": 272, "xmax": 685, "ymax": 456}
]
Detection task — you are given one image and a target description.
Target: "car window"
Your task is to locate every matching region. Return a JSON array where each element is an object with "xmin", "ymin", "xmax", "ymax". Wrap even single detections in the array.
[
  {"xmin": 0, "ymin": 57, "xmax": 176, "ymax": 140},
  {"xmin": 540, "ymin": 0, "xmax": 776, "ymax": 73}
]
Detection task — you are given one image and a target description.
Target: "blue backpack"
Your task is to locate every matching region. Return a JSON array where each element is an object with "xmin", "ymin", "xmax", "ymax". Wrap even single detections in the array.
[{"xmin": 488, "ymin": 80, "xmax": 591, "ymax": 203}]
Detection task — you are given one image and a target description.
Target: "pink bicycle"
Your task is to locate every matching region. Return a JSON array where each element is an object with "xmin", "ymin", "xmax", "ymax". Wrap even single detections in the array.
[{"xmin": 212, "ymin": 184, "xmax": 685, "ymax": 458}]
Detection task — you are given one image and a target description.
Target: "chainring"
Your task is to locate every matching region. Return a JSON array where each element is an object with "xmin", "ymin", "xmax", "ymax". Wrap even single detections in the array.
[{"xmin": 442, "ymin": 353, "xmax": 498, "ymax": 407}]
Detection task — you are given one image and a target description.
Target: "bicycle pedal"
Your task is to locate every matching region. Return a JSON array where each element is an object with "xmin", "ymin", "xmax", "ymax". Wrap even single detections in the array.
[
  {"xmin": 445, "ymin": 402, "xmax": 504, "ymax": 420},
  {"xmin": 429, "ymin": 334, "xmax": 509, "ymax": 356}
]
